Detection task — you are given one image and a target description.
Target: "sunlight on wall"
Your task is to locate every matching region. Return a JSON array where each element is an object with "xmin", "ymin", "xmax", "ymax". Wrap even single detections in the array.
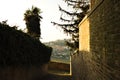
[{"xmin": 79, "ymin": 16, "xmax": 90, "ymax": 52}]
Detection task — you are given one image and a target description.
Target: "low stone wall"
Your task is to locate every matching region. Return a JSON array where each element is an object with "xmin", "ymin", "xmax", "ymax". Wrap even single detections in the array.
[{"xmin": 48, "ymin": 61, "xmax": 70, "ymax": 72}]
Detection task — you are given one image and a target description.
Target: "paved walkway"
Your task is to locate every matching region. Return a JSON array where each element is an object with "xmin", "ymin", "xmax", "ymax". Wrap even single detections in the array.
[{"xmin": 40, "ymin": 73, "xmax": 72, "ymax": 80}]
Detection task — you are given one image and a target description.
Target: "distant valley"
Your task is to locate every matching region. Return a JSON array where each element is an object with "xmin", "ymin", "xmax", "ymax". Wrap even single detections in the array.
[{"xmin": 44, "ymin": 40, "xmax": 71, "ymax": 63}]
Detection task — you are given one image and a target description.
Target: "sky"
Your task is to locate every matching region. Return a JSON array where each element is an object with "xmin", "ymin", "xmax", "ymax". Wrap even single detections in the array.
[{"xmin": 0, "ymin": 0, "xmax": 70, "ymax": 42}]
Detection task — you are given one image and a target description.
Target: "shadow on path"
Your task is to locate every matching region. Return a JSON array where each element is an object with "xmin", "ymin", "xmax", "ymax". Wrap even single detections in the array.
[{"xmin": 40, "ymin": 73, "xmax": 72, "ymax": 80}]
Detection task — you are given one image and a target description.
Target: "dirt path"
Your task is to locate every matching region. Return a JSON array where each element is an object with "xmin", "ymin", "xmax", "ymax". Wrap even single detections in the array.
[{"xmin": 40, "ymin": 73, "xmax": 72, "ymax": 80}]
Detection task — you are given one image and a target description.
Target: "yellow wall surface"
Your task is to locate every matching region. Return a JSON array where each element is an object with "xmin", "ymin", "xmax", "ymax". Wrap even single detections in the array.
[{"xmin": 79, "ymin": 16, "xmax": 90, "ymax": 52}]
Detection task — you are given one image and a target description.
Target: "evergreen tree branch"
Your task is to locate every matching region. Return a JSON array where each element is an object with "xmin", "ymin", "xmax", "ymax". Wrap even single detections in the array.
[
  {"xmin": 51, "ymin": 21, "xmax": 77, "ymax": 27},
  {"xmin": 52, "ymin": 0, "xmax": 90, "ymax": 51},
  {"xmin": 60, "ymin": 17, "xmax": 71, "ymax": 22},
  {"xmin": 59, "ymin": 6, "xmax": 85, "ymax": 17},
  {"xmin": 64, "ymin": 0, "xmax": 83, "ymax": 4}
]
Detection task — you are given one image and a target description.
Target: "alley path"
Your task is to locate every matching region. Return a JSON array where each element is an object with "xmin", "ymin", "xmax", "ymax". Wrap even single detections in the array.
[
  {"xmin": 39, "ymin": 61, "xmax": 72, "ymax": 80},
  {"xmin": 40, "ymin": 73, "xmax": 72, "ymax": 80}
]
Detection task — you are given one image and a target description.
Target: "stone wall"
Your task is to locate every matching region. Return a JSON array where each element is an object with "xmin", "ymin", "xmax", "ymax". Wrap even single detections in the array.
[
  {"xmin": 90, "ymin": 0, "xmax": 120, "ymax": 71},
  {"xmin": 72, "ymin": 0, "xmax": 120, "ymax": 80},
  {"xmin": 79, "ymin": 17, "xmax": 90, "ymax": 51},
  {"xmin": 48, "ymin": 61, "xmax": 70, "ymax": 72}
]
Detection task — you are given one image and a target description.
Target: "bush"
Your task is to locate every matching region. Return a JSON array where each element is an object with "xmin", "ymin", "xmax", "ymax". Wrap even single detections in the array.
[{"xmin": 0, "ymin": 22, "xmax": 52, "ymax": 67}]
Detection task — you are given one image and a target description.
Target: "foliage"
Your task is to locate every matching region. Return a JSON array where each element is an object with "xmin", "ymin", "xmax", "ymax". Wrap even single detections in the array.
[
  {"xmin": 24, "ymin": 6, "xmax": 42, "ymax": 40},
  {"xmin": 51, "ymin": 0, "xmax": 90, "ymax": 51},
  {"xmin": 0, "ymin": 22, "xmax": 52, "ymax": 67}
]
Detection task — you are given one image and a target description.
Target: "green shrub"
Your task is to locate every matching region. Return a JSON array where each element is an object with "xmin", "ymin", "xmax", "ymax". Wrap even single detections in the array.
[{"xmin": 0, "ymin": 22, "xmax": 52, "ymax": 67}]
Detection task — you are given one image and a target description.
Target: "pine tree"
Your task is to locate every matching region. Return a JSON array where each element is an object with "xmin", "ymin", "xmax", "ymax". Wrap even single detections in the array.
[
  {"xmin": 51, "ymin": 0, "xmax": 90, "ymax": 52},
  {"xmin": 24, "ymin": 6, "xmax": 42, "ymax": 40}
]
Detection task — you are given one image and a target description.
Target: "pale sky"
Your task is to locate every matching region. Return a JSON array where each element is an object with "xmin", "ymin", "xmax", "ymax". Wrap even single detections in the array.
[{"xmin": 0, "ymin": 0, "xmax": 70, "ymax": 42}]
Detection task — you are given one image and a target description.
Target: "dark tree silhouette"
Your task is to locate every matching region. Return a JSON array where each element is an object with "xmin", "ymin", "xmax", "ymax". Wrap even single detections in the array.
[
  {"xmin": 24, "ymin": 6, "xmax": 42, "ymax": 40},
  {"xmin": 51, "ymin": 0, "xmax": 89, "ymax": 51}
]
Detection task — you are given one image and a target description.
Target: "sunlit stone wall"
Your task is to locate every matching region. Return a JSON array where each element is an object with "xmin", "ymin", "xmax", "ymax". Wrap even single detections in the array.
[
  {"xmin": 72, "ymin": 0, "xmax": 120, "ymax": 80},
  {"xmin": 79, "ymin": 16, "xmax": 90, "ymax": 52}
]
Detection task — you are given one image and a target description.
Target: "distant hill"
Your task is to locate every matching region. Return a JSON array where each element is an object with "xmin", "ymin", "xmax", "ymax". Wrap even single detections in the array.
[{"xmin": 44, "ymin": 40, "xmax": 71, "ymax": 63}]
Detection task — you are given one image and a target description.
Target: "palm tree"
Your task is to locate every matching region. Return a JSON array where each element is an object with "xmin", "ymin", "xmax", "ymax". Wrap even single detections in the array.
[{"xmin": 24, "ymin": 6, "xmax": 42, "ymax": 39}]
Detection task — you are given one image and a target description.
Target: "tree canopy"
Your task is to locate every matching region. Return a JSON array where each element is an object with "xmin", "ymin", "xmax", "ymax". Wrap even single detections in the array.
[
  {"xmin": 52, "ymin": 0, "xmax": 90, "ymax": 52},
  {"xmin": 24, "ymin": 6, "xmax": 42, "ymax": 40}
]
